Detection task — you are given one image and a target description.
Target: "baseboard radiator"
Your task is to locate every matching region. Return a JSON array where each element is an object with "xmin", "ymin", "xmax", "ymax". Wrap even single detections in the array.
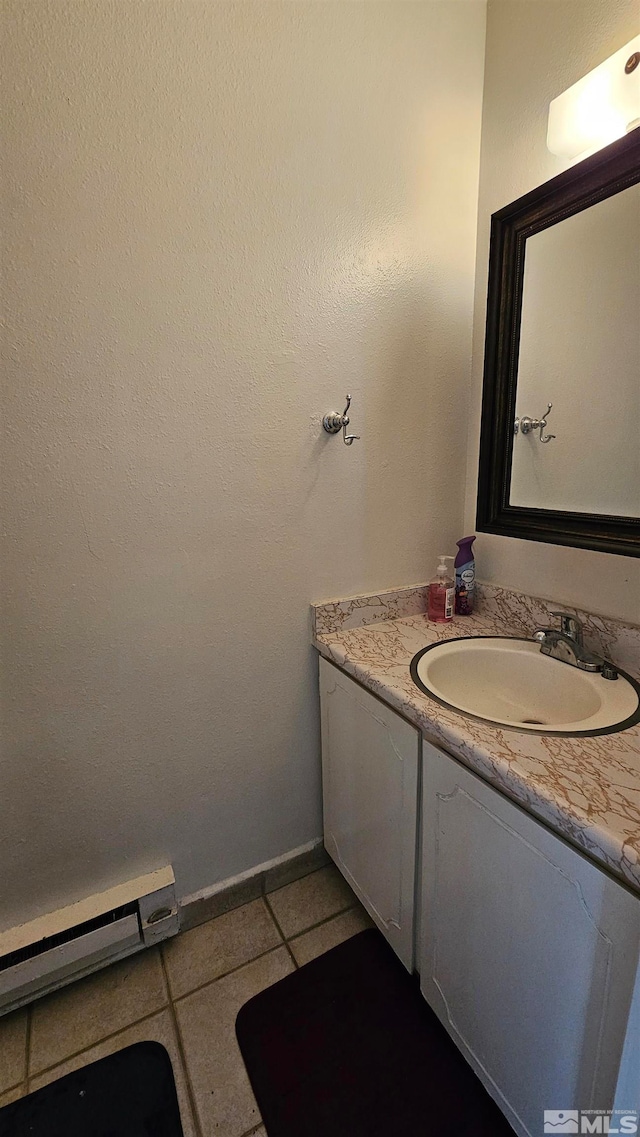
[{"xmin": 0, "ymin": 866, "xmax": 178, "ymax": 1016}]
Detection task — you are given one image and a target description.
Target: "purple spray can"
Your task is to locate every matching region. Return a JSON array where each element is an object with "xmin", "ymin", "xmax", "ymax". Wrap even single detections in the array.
[{"xmin": 454, "ymin": 536, "xmax": 476, "ymax": 616}]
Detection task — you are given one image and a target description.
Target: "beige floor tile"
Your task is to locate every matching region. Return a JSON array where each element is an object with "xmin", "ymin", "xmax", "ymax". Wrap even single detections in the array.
[
  {"xmin": 30, "ymin": 947, "xmax": 168, "ymax": 1074},
  {"xmin": 289, "ymin": 905, "xmax": 373, "ymax": 966},
  {"xmin": 29, "ymin": 1009, "xmax": 196, "ymax": 1137},
  {"xmin": 0, "ymin": 1082, "xmax": 26, "ymax": 1108},
  {"xmin": 0, "ymin": 1007, "xmax": 28, "ymax": 1092},
  {"xmin": 164, "ymin": 897, "xmax": 281, "ymax": 999},
  {"xmin": 176, "ymin": 945, "xmax": 293, "ymax": 1137},
  {"xmin": 267, "ymin": 865, "xmax": 356, "ymax": 939}
]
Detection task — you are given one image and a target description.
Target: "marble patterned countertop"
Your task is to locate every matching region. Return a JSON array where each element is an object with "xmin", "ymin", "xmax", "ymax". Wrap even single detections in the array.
[{"xmin": 312, "ymin": 582, "xmax": 640, "ymax": 894}]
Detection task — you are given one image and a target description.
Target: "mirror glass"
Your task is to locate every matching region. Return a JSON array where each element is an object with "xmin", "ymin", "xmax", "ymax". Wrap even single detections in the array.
[{"xmin": 509, "ymin": 182, "xmax": 640, "ymax": 517}]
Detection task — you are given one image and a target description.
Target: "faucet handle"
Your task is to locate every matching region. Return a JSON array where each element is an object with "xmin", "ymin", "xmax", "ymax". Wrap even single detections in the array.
[{"xmin": 551, "ymin": 611, "xmax": 583, "ymax": 643}]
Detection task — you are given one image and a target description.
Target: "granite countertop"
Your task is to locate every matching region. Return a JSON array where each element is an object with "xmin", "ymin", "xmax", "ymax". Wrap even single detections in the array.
[{"xmin": 312, "ymin": 583, "xmax": 640, "ymax": 894}]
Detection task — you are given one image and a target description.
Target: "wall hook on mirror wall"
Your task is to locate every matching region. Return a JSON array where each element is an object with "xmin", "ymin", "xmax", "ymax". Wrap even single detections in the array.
[
  {"xmin": 514, "ymin": 403, "xmax": 556, "ymax": 444},
  {"xmin": 322, "ymin": 394, "xmax": 360, "ymax": 446}
]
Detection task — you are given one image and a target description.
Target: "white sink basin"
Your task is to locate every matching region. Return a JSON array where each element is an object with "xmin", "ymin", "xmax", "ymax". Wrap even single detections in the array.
[{"xmin": 410, "ymin": 637, "xmax": 640, "ymax": 735}]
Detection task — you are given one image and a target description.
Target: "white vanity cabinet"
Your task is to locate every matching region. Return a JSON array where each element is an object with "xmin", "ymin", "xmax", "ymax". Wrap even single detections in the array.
[
  {"xmin": 319, "ymin": 657, "xmax": 419, "ymax": 969},
  {"xmin": 420, "ymin": 740, "xmax": 640, "ymax": 1137},
  {"xmin": 319, "ymin": 657, "xmax": 640, "ymax": 1135}
]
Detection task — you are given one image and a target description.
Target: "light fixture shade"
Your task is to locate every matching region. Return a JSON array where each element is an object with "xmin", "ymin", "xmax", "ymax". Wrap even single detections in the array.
[{"xmin": 547, "ymin": 35, "xmax": 640, "ymax": 161}]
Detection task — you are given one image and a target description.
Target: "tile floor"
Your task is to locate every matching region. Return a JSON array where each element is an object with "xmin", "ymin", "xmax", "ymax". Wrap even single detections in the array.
[{"xmin": 0, "ymin": 865, "xmax": 371, "ymax": 1137}]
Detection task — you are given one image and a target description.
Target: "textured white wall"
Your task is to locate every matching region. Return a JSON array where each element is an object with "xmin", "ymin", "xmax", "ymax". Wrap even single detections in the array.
[
  {"xmin": 1, "ymin": 0, "xmax": 486, "ymax": 929},
  {"xmin": 465, "ymin": 0, "xmax": 640, "ymax": 623}
]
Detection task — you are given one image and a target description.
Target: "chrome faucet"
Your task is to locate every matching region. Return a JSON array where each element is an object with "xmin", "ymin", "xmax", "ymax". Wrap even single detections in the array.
[{"xmin": 532, "ymin": 612, "xmax": 618, "ymax": 679}]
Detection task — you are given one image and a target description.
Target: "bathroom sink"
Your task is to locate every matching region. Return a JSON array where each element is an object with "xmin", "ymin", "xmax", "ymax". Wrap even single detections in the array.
[{"xmin": 410, "ymin": 637, "xmax": 640, "ymax": 736}]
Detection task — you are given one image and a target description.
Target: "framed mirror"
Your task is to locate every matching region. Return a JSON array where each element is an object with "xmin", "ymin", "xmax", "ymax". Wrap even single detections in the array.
[{"xmin": 476, "ymin": 128, "xmax": 640, "ymax": 558}]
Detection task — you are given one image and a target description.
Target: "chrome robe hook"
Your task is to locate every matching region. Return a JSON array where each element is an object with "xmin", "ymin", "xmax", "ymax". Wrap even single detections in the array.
[
  {"xmin": 322, "ymin": 394, "xmax": 360, "ymax": 445},
  {"xmin": 514, "ymin": 402, "xmax": 556, "ymax": 443}
]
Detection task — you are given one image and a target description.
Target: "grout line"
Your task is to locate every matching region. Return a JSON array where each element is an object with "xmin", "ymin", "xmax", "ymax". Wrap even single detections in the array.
[
  {"xmin": 159, "ymin": 951, "xmax": 204, "ymax": 1137},
  {"xmin": 284, "ymin": 902, "xmax": 358, "ymax": 945},
  {"xmin": 159, "ymin": 939, "xmax": 175, "ymax": 1001},
  {"xmin": 172, "ymin": 942, "xmax": 291, "ymax": 1005},
  {"xmin": 239, "ymin": 1124, "xmax": 266, "ymax": 1137},
  {"xmin": 258, "ymin": 892, "xmax": 284, "ymax": 942},
  {"xmin": 1, "ymin": 1081, "xmax": 27, "ymax": 1101},
  {"xmin": 262, "ymin": 894, "xmax": 298, "ymax": 970},
  {"xmin": 27, "ymin": 1002, "xmax": 170, "ymax": 1083}
]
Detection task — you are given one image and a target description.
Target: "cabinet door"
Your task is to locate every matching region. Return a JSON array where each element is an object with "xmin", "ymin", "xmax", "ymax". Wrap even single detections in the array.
[
  {"xmin": 420, "ymin": 741, "xmax": 640, "ymax": 1137},
  {"xmin": 320, "ymin": 657, "xmax": 419, "ymax": 970}
]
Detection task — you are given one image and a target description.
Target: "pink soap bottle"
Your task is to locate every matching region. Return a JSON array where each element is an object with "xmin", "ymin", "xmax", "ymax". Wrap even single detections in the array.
[{"xmin": 428, "ymin": 556, "xmax": 455, "ymax": 623}]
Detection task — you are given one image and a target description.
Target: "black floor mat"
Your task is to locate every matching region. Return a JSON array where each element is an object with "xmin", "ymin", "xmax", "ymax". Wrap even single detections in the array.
[
  {"xmin": 236, "ymin": 928, "xmax": 516, "ymax": 1137},
  {"xmin": 0, "ymin": 1040, "xmax": 184, "ymax": 1137}
]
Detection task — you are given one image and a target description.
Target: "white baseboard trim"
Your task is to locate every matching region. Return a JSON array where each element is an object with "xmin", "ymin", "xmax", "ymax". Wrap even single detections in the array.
[{"xmin": 178, "ymin": 838, "xmax": 330, "ymax": 931}]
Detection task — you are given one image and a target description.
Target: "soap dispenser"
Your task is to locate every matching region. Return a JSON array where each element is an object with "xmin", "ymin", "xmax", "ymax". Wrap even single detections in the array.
[{"xmin": 428, "ymin": 556, "xmax": 455, "ymax": 623}]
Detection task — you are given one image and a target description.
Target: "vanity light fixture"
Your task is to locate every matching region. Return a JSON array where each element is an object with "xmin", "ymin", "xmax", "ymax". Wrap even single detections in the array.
[{"xmin": 547, "ymin": 35, "xmax": 640, "ymax": 161}]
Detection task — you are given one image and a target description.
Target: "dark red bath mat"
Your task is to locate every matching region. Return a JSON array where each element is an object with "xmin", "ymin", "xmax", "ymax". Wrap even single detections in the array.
[
  {"xmin": 0, "ymin": 1040, "xmax": 184, "ymax": 1137},
  {"xmin": 236, "ymin": 928, "xmax": 515, "ymax": 1137}
]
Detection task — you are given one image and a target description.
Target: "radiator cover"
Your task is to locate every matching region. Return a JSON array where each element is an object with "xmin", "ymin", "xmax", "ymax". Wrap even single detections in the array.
[{"xmin": 0, "ymin": 866, "xmax": 178, "ymax": 1016}]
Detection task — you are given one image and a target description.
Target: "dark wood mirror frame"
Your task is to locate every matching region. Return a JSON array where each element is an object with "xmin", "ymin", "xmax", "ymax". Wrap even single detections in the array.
[{"xmin": 476, "ymin": 128, "xmax": 640, "ymax": 559}]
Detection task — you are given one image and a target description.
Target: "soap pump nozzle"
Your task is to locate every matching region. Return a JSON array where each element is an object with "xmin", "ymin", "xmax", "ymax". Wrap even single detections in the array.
[{"xmin": 436, "ymin": 555, "xmax": 455, "ymax": 579}]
